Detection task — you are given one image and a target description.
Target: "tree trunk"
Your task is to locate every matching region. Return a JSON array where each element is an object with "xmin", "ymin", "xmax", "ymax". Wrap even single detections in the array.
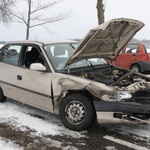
[
  {"xmin": 26, "ymin": 0, "xmax": 31, "ymax": 40},
  {"xmin": 96, "ymin": 0, "xmax": 105, "ymax": 25}
]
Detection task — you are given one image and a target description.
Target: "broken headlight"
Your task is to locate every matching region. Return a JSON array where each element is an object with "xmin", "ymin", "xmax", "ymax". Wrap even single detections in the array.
[{"xmin": 103, "ymin": 91, "xmax": 132, "ymax": 101}]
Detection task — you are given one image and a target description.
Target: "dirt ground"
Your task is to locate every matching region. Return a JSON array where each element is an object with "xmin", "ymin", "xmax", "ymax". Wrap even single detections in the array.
[{"xmin": 0, "ymin": 121, "xmax": 148, "ymax": 150}]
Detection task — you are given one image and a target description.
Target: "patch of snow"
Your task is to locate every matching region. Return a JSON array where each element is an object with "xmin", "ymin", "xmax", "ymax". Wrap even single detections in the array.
[
  {"xmin": 0, "ymin": 137, "xmax": 23, "ymax": 150},
  {"xmin": 0, "ymin": 99, "xmax": 87, "ymax": 149},
  {"xmin": 0, "ymin": 102, "xmax": 60, "ymax": 136},
  {"xmin": 105, "ymin": 146, "xmax": 118, "ymax": 150},
  {"xmin": 62, "ymin": 146, "xmax": 78, "ymax": 150},
  {"xmin": 39, "ymin": 137, "xmax": 62, "ymax": 149},
  {"xmin": 0, "ymin": 100, "xmax": 86, "ymax": 138}
]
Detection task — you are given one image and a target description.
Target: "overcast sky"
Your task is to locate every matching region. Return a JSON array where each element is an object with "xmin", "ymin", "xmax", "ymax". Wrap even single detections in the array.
[{"xmin": 1, "ymin": 0, "xmax": 150, "ymax": 41}]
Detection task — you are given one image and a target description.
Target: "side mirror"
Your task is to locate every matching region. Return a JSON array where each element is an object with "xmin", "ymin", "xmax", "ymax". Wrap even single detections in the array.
[{"xmin": 30, "ymin": 63, "xmax": 46, "ymax": 71}]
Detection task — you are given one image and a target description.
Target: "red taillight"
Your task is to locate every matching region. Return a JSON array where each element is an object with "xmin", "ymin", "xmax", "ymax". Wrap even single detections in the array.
[{"xmin": 141, "ymin": 54, "xmax": 149, "ymax": 60}]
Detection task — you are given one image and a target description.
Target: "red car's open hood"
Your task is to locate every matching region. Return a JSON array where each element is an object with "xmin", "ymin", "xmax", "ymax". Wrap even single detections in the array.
[{"xmin": 64, "ymin": 18, "xmax": 144, "ymax": 67}]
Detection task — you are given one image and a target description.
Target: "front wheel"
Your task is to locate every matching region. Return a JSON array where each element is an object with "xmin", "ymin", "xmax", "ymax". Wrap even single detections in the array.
[{"xmin": 59, "ymin": 93, "xmax": 96, "ymax": 131}]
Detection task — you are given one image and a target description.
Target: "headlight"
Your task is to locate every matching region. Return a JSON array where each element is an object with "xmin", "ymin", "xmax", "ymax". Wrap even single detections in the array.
[{"xmin": 108, "ymin": 91, "xmax": 132, "ymax": 101}]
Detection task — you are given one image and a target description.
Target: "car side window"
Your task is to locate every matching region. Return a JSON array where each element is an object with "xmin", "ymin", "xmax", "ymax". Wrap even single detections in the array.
[
  {"xmin": 1, "ymin": 44, "xmax": 21, "ymax": 65},
  {"xmin": 24, "ymin": 46, "xmax": 45, "ymax": 68},
  {"xmin": 124, "ymin": 44, "xmax": 138, "ymax": 54}
]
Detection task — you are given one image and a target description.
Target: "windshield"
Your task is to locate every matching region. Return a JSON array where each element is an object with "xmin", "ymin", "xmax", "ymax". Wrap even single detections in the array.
[{"xmin": 44, "ymin": 43, "xmax": 107, "ymax": 70}]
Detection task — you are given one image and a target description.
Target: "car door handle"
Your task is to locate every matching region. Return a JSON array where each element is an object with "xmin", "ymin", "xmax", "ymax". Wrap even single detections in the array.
[{"xmin": 17, "ymin": 75, "xmax": 22, "ymax": 80}]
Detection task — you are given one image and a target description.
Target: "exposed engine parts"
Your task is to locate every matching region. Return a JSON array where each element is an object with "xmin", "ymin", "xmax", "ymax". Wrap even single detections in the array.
[
  {"xmin": 72, "ymin": 66, "xmax": 150, "ymax": 102},
  {"xmin": 76, "ymin": 66, "xmax": 150, "ymax": 87}
]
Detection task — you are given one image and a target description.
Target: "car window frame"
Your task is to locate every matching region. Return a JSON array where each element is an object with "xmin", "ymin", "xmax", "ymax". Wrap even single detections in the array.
[
  {"xmin": 124, "ymin": 44, "xmax": 138, "ymax": 54},
  {"xmin": 19, "ymin": 44, "xmax": 52, "ymax": 72},
  {"xmin": 0, "ymin": 43, "xmax": 22, "ymax": 66}
]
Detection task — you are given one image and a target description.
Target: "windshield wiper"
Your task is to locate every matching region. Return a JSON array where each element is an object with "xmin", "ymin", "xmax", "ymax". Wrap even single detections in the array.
[
  {"xmin": 70, "ymin": 44, "xmax": 75, "ymax": 49},
  {"xmin": 85, "ymin": 59, "xmax": 94, "ymax": 68}
]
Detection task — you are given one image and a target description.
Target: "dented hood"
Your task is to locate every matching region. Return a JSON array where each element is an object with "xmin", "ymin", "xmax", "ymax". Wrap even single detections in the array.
[{"xmin": 65, "ymin": 18, "xmax": 144, "ymax": 67}]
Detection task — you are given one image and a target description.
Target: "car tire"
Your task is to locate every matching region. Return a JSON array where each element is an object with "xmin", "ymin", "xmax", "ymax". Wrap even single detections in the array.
[
  {"xmin": 131, "ymin": 64, "xmax": 141, "ymax": 73},
  {"xmin": 0, "ymin": 87, "xmax": 6, "ymax": 102},
  {"xmin": 59, "ymin": 93, "xmax": 96, "ymax": 131}
]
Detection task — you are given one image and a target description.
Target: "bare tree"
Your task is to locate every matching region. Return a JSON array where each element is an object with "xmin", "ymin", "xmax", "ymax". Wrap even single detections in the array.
[
  {"xmin": 11, "ymin": 0, "xmax": 69, "ymax": 39},
  {"xmin": 0, "ymin": 0, "xmax": 14, "ymax": 24},
  {"xmin": 96, "ymin": 0, "xmax": 105, "ymax": 25}
]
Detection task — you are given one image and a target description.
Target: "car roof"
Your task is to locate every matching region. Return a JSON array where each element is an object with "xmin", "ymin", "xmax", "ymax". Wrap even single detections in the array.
[
  {"xmin": 0, "ymin": 44, "xmax": 4, "ymax": 48},
  {"xmin": 8, "ymin": 40, "xmax": 78, "ymax": 45}
]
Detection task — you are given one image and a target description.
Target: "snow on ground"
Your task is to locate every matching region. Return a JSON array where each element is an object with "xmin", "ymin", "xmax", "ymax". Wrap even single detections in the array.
[
  {"xmin": 0, "ymin": 100, "xmax": 86, "ymax": 138},
  {"xmin": 0, "ymin": 137, "xmax": 23, "ymax": 150},
  {"xmin": 105, "ymin": 146, "xmax": 118, "ymax": 150},
  {"xmin": 0, "ymin": 99, "xmax": 86, "ymax": 149}
]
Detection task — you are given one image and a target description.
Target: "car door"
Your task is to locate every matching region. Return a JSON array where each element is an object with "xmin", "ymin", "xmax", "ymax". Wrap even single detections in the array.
[
  {"xmin": 16, "ymin": 45, "xmax": 54, "ymax": 112},
  {"xmin": 114, "ymin": 44, "xmax": 138, "ymax": 69},
  {"xmin": 0, "ymin": 44, "xmax": 22, "ymax": 100}
]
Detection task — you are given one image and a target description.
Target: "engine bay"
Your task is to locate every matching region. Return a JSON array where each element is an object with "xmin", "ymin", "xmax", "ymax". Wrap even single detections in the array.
[
  {"xmin": 65, "ymin": 64, "xmax": 150, "ymax": 104},
  {"xmin": 74, "ymin": 65, "xmax": 150, "ymax": 87}
]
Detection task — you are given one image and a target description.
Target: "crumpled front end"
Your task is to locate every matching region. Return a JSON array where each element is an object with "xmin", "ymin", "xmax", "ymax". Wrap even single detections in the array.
[
  {"xmin": 53, "ymin": 75, "xmax": 116, "ymax": 101},
  {"xmin": 52, "ymin": 68, "xmax": 150, "ymax": 103},
  {"xmin": 51, "ymin": 65, "xmax": 150, "ymax": 116}
]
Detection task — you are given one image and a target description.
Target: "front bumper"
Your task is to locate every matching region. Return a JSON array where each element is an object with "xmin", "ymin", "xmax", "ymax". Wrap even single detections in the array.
[
  {"xmin": 94, "ymin": 101, "xmax": 150, "ymax": 124},
  {"xmin": 94, "ymin": 101, "xmax": 150, "ymax": 114}
]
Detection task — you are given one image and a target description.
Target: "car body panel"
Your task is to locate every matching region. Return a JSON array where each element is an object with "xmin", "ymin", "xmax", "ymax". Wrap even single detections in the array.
[
  {"xmin": 0, "ymin": 63, "xmax": 20, "ymax": 100},
  {"xmin": 65, "ymin": 18, "xmax": 144, "ymax": 67},
  {"xmin": 0, "ymin": 62, "xmax": 54, "ymax": 112},
  {"xmin": 96, "ymin": 112, "xmax": 150, "ymax": 124},
  {"xmin": 16, "ymin": 67, "xmax": 54, "ymax": 112}
]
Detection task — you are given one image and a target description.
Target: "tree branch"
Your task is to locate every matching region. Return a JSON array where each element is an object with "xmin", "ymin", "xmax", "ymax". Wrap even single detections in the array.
[
  {"xmin": 30, "ymin": 11, "xmax": 70, "ymax": 28},
  {"xmin": 0, "ymin": 0, "xmax": 15, "ymax": 24},
  {"xmin": 31, "ymin": 0, "xmax": 63, "ymax": 14},
  {"xmin": 10, "ymin": 12, "xmax": 27, "ymax": 25}
]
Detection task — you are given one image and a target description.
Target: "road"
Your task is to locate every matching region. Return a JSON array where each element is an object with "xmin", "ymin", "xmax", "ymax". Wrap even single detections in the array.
[{"xmin": 0, "ymin": 99, "xmax": 150, "ymax": 150}]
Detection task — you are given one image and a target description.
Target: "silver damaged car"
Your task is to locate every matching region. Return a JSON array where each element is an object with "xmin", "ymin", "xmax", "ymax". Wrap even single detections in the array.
[{"xmin": 0, "ymin": 18, "xmax": 150, "ymax": 131}]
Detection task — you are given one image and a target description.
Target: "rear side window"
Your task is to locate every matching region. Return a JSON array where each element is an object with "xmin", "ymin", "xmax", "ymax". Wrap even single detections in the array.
[
  {"xmin": 124, "ymin": 44, "xmax": 138, "ymax": 54},
  {"xmin": 1, "ymin": 44, "xmax": 22, "ymax": 65}
]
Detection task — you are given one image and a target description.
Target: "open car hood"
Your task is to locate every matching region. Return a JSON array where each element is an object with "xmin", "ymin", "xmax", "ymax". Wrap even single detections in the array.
[{"xmin": 64, "ymin": 18, "xmax": 144, "ymax": 67}]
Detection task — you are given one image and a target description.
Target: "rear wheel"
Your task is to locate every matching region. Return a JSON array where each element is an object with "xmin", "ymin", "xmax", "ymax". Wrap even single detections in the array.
[
  {"xmin": 131, "ymin": 64, "xmax": 141, "ymax": 73},
  {"xmin": 0, "ymin": 87, "xmax": 6, "ymax": 102},
  {"xmin": 59, "ymin": 93, "xmax": 96, "ymax": 131}
]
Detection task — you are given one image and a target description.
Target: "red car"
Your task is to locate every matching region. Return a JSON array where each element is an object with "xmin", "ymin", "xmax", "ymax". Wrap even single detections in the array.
[{"xmin": 112, "ymin": 43, "xmax": 150, "ymax": 73}]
